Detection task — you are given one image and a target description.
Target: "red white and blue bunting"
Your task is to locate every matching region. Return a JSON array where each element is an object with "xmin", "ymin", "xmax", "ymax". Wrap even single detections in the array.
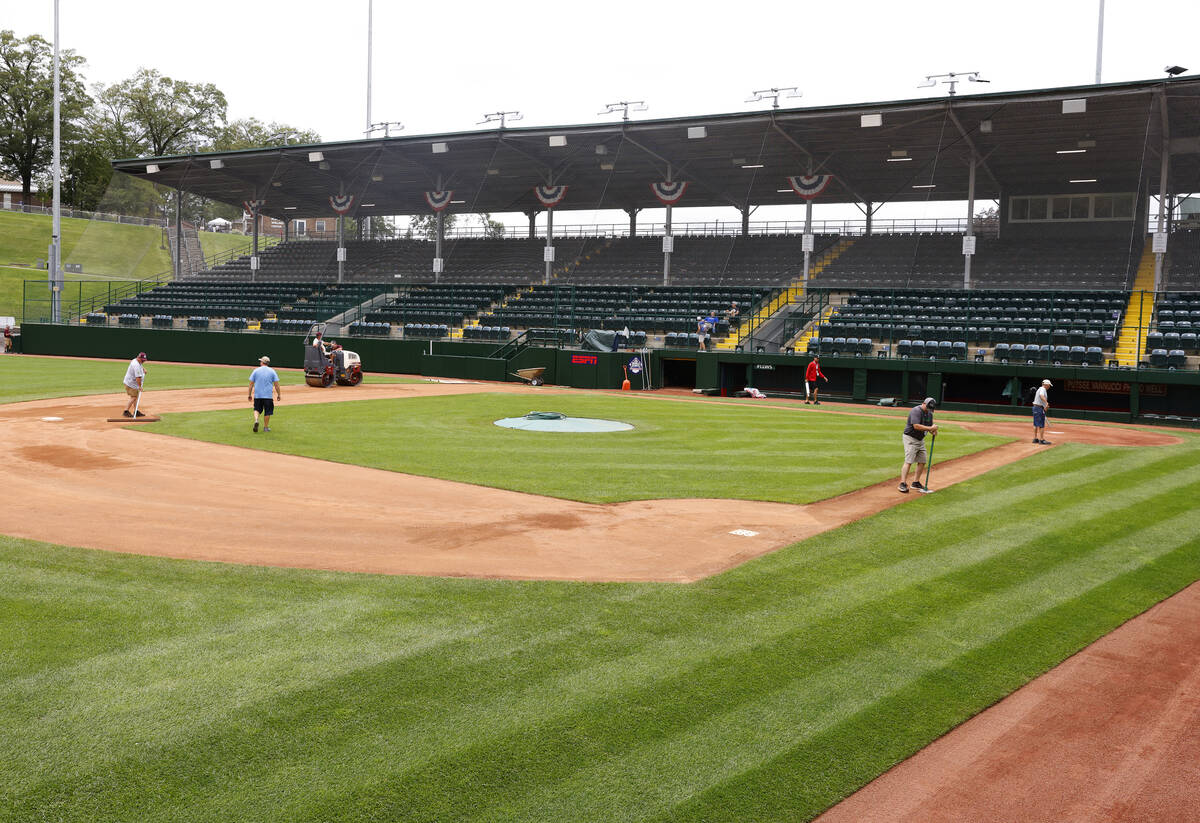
[
  {"xmin": 534, "ymin": 185, "xmax": 568, "ymax": 208},
  {"xmin": 787, "ymin": 175, "xmax": 834, "ymax": 200},
  {"xmin": 424, "ymin": 191, "xmax": 454, "ymax": 212},
  {"xmin": 242, "ymin": 199, "xmax": 265, "ymax": 216},
  {"xmin": 650, "ymin": 181, "xmax": 688, "ymax": 205},
  {"xmin": 329, "ymin": 193, "xmax": 355, "ymax": 215}
]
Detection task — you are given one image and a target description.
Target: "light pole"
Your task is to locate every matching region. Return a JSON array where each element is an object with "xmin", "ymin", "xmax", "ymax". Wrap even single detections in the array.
[
  {"xmin": 364, "ymin": 121, "xmax": 404, "ymax": 138},
  {"xmin": 917, "ymin": 72, "xmax": 989, "ymax": 96},
  {"xmin": 746, "ymin": 86, "xmax": 801, "ymax": 109},
  {"xmin": 478, "ymin": 111, "xmax": 523, "ymax": 129},
  {"xmin": 49, "ymin": 0, "xmax": 62, "ymax": 322},
  {"xmin": 598, "ymin": 101, "xmax": 648, "ymax": 121}
]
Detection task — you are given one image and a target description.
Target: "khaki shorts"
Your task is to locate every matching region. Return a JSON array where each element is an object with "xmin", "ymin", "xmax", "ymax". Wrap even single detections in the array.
[
  {"xmin": 125, "ymin": 385, "xmax": 141, "ymax": 398},
  {"xmin": 902, "ymin": 433, "xmax": 927, "ymax": 464}
]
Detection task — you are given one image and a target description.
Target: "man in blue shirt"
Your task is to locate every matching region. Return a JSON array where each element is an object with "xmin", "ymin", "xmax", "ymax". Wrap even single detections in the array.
[{"xmin": 248, "ymin": 355, "xmax": 281, "ymax": 432}]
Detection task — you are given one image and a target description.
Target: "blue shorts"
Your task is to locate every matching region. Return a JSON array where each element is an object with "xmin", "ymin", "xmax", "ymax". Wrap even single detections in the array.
[
  {"xmin": 1033, "ymin": 406, "xmax": 1046, "ymax": 427},
  {"xmin": 253, "ymin": 398, "xmax": 275, "ymax": 415}
]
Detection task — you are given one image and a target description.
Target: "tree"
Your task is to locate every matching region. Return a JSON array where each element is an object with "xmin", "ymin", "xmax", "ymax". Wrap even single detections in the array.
[
  {"xmin": 0, "ymin": 29, "xmax": 90, "ymax": 203},
  {"xmin": 93, "ymin": 67, "xmax": 226, "ymax": 158},
  {"xmin": 209, "ymin": 117, "xmax": 320, "ymax": 152},
  {"xmin": 973, "ymin": 205, "xmax": 999, "ymax": 234},
  {"xmin": 407, "ymin": 212, "xmax": 456, "ymax": 240},
  {"xmin": 477, "ymin": 212, "xmax": 506, "ymax": 239}
]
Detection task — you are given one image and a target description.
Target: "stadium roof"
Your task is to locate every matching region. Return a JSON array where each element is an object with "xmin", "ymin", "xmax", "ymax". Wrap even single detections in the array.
[{"xmin": 112, "ymin": 75, "xmax": 1200, "ymax": 221}]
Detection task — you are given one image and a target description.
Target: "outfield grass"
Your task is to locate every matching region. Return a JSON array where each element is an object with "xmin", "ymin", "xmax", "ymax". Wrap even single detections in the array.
[
  {"xmin": 0, "ymin": 355, "xmax": 421, "ymax": 405},
  {"xmin": 141, "ymin": 392, "xmax": 1008, "ymax": 504},
  {"xmin": 1, "ymin": 434, "xmax": 1197, "ymax": 822}
]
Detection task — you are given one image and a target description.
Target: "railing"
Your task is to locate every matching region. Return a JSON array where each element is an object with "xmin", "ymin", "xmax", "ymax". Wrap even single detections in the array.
[
  {"xmin": 22, "ymin": 275, "xmax": 171, "ymax": 324},
  {"xmin": 3, "ymin": 202, "xmax": 165, "ymax": 226}
]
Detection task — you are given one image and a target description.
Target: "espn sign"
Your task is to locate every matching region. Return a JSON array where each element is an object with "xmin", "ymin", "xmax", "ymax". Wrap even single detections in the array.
[{"xmin": 571, "ymin": 354, "xmax": 598, "ymax": 365}]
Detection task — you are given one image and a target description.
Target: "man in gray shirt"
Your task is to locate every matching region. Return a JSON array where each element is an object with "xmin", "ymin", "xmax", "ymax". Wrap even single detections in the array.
[{"xmin": 899, "ymin": 397, "xmax": 938, "ymax": 493}]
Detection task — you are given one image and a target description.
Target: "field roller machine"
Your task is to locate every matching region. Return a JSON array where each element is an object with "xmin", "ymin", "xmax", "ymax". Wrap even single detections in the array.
[{"xmin": 303, "ymin": 323, "xmax": 363, "ymax": 387}]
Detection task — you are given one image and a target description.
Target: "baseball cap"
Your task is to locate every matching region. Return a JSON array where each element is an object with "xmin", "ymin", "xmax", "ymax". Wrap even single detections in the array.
[
  {"xmin": 136, "ymin": 352, "xmax": 147, "ymax": 360},
  {"xmin": 1042, "ymin": 379, "xmax": 1052, "ymax": 386},
  {"xmin": 259, "ymin": 355, "xmax": 271, "ymax": 364},
  {"xmin": 924, "ymin": 397, "xmax": 937, "ymax": 407}
]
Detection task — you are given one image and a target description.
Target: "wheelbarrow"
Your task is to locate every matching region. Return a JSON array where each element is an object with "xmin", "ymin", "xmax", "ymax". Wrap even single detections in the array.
[{"xmin": 511, "ymin": 366, "xmax": 546, "ymax": 386}]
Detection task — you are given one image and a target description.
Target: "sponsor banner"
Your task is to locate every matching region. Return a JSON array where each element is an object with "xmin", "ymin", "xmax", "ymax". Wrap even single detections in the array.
[
  {"xmin": 1065, "ymin": 379, "xmax": 1166, "ymax": 397},
  {"xmin": 628, "ymin": 356, "xmax": 643, "ymax": 374},
  {"xmin": 424, "ymin": 190, "xmax": 454, "ymax": 212},
  {"xmin": 650, "ymin": 181, "xmax": 688, "ymax": 205},
  {"xmin": 534, "ymin": 185, "xmax": 568, "ymax": 208},
  {"xmin": 787, "ymin": 174, "xmax": 833, "ymax": 199},
  {"xmin": 571, "ymin": 354, "xmax": 597, "ymax": 365},
  {"xmin": 329, "ymin": 193, "xmax": 355, "ymax": 214}
]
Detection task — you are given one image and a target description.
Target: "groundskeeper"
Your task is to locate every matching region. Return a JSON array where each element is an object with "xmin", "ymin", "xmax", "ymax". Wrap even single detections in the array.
[{"xmin": 899, "ymin": 396, "xmax": 938, "ymax": 493}]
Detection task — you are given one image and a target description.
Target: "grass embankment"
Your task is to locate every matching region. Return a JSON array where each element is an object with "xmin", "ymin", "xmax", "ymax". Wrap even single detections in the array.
[
  {"xmin": 0, "ymin": 210, "xmax": 279, "ymax": 322},
  {"xmin": 1, "ymin": 433, "xmax": 1197, "ymax": 821},
  {"xmin": 0, "ymin": 355, "xmax": 420, "ymax": 405},
  {"xmin": 143, "ymin": 392, "xmax": 1005, "ymax": 503}
]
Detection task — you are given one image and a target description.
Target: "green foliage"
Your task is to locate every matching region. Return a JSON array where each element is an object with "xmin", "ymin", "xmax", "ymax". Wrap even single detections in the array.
[
  {"xmin": 478, "ymin": 212, "xmax": 506, "ymax": 238},
  {"xmin": 0, "ymin": 434, "xmax": 1197, "ymax": 821},
  {"xmin": 0, "ymin": 29, "xmax": 90, "ymax": 198},
  {"xmin": 144, "ymin": 393, "xmax": 1005, "ymax": 504},
  {"xmin": 93, "ymin": 67, "xmax": 227, "ymax": 158},
  {"xmin": 407, "ymin": 212, "xmax": 455, "ymax": 240}
]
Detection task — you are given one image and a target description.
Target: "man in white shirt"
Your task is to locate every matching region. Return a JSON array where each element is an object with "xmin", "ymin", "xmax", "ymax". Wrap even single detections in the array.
[
  {"xmin": 122, "ymin": 352, "xmax": 148, "ymax": 418},
  {"xmin": 1033, "ymin": 379, "xmax": 1052, "ymax": 444}
]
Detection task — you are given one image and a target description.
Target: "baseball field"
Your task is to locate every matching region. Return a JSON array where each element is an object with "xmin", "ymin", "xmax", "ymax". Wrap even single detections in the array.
[{"xmin": 1, "ymin": 354, "xmax": 1197, "ymax": 822}]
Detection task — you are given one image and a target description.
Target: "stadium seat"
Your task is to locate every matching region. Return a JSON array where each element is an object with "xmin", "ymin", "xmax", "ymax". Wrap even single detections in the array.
[
  {"xmin": 937, "ymin": 340, "xmax": 954, "ymax": 359},
  {"xmin": 1069, "ymin": 345, "xmax": 1086, "ymax": 364},
  {"xmin": 1051, "ymin": 345, "xmax": 1070, "ymax": 365},
  {"xmin": 1084, "ymin": 346, "xmax": 1103, "ymax": 366},
  {"xmin": 897, "ymin": 339, "xmax": 912, "ymax": 358},
  {"xmin": 993, "ymin": 342, "xmax": 1010, "ymax": 363},
  {"xmin": 1168, "ymin": 349, "xmax": 1186, "ymax": 369},
  {"xmin": 1149, "ymin": 348, "xmax": 1168, "ymax": 368}
]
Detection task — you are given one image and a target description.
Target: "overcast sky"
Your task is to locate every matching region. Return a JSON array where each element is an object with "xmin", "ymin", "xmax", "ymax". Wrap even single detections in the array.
[{"xmin": 4, "ymin": 0, "xmax": 1198, "ymax": 225}]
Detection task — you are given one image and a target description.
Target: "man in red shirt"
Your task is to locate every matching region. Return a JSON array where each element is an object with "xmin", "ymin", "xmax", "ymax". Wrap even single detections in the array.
[{"xmin": 804, "ymin": 356, "xmax": 828, "ymax": 404}]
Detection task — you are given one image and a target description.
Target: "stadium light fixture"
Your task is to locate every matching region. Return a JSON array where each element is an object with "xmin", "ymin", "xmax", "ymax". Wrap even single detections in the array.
[
  {"xmin": 918, "ymin": 71, "xmax": 988, "ymax": 96},
  {"xmin": 912, "ymin": 184, "xmax": 937, "ymax": 189},
  {"xmin": 269, "ymin": 130, "xmax": 297, "ymax": 145},
  {"xmin": 283, "ymin": 206, "xmax": 297, "ymax": 210},
  {"xmin": 365, "ymin": 121, "xmax": 404, "ymax": 137},
  {"xmin": 599, "ymin": 101, "xmax": 648, "ymax": 121},
  {"xmin": 361, "ymin": 203, "xmax": 376, "ymax": 207},
  {"xmin": 860, "ymin": 113, "xmax": 883, "ymax": 128},
  {"xmin": 776, "ymin": 188, "xmax": 792, "ymax": 193},
  {"xmin": 1165, "ymin": 65, "xmax": 1188, "ymax": 76},
  {"xmin": 745, "ymin": 87, "xmax": 802, "ymax": 109},
  {"xmin": 209, "ymin": 159, "xmax": 224, "ymax": 169},
  {"xmin": 1057, "ymin": 149, "xmax": 1087, "ymax": 154},
  {"xmin": 486, "ymin": 168, "xmax": 500, "ymax": 175},
  {"xmin": 145, "ymin": 164, "xmax": 160, "ymax": 174},
  {"xmin": 479, "ymin": 111, "xmax": 522, "ymax": 128},
  {"xmin": 741, "ymin": 163, "xmax": 765, "ymax": 169},
  {"xmin": 449, "ymin": 199, "xmax": 465, "ymax": 204},
  {"xmin": 687, "ymin": 126, "xmax": 707, "ymax": 139},
  {"xmin": 371, "ymin": 174, "xmax": 384, "ymax": 182},
  {"xmin": 548, "ymin": 135, "xmax": 567, "ymax": 147},
  {"xmin": 308, "ymin": 152, "xmax": 325, "ymax": 162},
  {"xmin": 600, "ymin": 162, "xmax": 615, "ymax": 171},
  {"xmin": 1069, "ymin": 178, "xmax": 1098, "ymax": 183},
  {"xmin": 886, "ymin": 157, "xmax": 913, "ymax": 162},
  {"xmin": 432, "ymin": 142, "xmax": 448, "ymax": 154}
]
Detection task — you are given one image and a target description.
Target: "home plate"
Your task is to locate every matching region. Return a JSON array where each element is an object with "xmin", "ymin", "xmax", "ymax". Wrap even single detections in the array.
[
  {"xmin": 41, "ymin": 416, "xmax": 64, "ymax": 422},
  {"xmin": 729, "ymin": 529, "xmax": 760, "ymax": 537}
]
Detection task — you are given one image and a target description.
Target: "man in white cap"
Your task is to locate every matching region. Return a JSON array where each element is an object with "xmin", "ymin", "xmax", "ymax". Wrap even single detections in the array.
[
  {"xmin": 1033, "ymin": 379, "xmax": 1052, "ymax": 444},
  {"xmin": 122, "ymin": 352, "xmax": 148, "ymax": 417},
  {"xmin": 248, "ymin": 355, "xmax": 281, "ymax": 432}
]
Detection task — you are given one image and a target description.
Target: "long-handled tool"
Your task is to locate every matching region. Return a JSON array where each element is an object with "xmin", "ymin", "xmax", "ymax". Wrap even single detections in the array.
[
  {"xmin": 918, "ymin": 432, "xmax": 936, "ymax": 494},
  {"xmin": 106, "ymin": 376, "xmax": 160, "ymax": 423}
]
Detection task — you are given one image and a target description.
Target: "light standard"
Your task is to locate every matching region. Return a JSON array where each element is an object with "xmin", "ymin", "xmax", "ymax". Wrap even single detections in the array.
[
  {"xmin": 598, "ymin": 101, "xmax": 648, "ymax": 121},
  {"xmin": 917, "ymin": 71, "xmax": 989, "ymax": 96},
  {"xmin": 745, "ymin": 86, "xmax": 801, "ymax": 109},
  {"xmin": 364, "ymin": 121, "xmax": 404, "ymax": 138},
  {"xmin": 478, "ymin": 111, "xmax": 523, "ymax": 129}
]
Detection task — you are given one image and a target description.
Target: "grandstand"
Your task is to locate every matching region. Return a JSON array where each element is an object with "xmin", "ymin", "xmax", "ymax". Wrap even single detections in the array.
[{"xmin": 16, "ymin": 74, "xmax": 1196, "ymax": 420}]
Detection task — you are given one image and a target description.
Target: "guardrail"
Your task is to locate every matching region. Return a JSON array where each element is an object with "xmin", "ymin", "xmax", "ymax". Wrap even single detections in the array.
[{"xmin": 3, "ymin": 202, "xmax": 165, "ymax": 226}]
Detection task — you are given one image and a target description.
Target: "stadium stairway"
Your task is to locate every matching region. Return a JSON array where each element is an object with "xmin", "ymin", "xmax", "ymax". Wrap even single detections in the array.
[
  {"xmin": 715, "ymin": 237, "xmax": 854, "ymax": 350},
  {"xmin": 1114, "ymin": 238, "xmax": 1157, "ymax": 367}
]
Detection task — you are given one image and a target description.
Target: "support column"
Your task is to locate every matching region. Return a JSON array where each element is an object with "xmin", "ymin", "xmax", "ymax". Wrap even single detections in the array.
[
  {"xmin": 964, "ymin": 157, "xmax": 976, "ymax": 290},
  {"xmin": 627, "ymin": 208, "xmax": 638, "ymax": 237},
  {"xmin": 1154, "ymin": 128, "xmax": 1169, "ymax": 292},
  {"xmin": 337, "ymin": 214, "xmax": 345, "ymax": 284},
  {"xmin": 544, "ymin": 209, "xmax": 554, "ymax": 285},
  {"xmin": 865, "ymin": 201, "xmax": 873, "ymax": 235},
  {"xmin": 802, "ymin": 199, "xmax": 813, "ymax": 292},
  {"xmin": 662, "ymin": 203, "xmax": 673, "ymax": 286},
  {"xmin": 741, "ymin": 208, "xmax": 750, "ymax": 236},
  {"xmin": 175, "ymin": 189, "xmax": 183, "ymax": 279},
  {"xmin": 434, "ymin": 210, "xmax": 444, "ymax": 284},
  {"xmin": 250, "ymin": 209, "xmax": 259, "ymax": 283}
]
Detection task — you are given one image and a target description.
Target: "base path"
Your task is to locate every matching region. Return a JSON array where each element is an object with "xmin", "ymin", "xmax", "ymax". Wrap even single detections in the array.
[
  {"xmin": 0, "ymin": 382, "xmax": 1177, "ymax": 582},
  {"xmin": 817, "ymin": 579, "xmax": 1200, "ymax": 823}
]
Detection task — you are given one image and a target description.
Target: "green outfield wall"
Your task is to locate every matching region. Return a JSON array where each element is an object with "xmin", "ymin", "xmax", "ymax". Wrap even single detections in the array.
[{"xmin": 17, "ymin": 324, "xmax": 1200, "ymax": 424}]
